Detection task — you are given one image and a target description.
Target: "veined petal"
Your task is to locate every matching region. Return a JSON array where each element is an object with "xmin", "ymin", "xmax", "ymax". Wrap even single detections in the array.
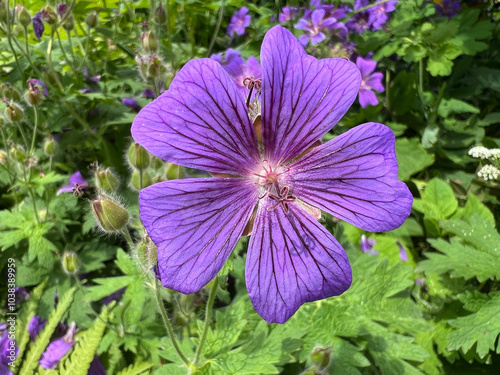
[
  {"xmin": 261, "ymin": 26, "xmax": 361, "ymax": 165},
  {"xmin": 132, "ymin": 59, "xmax": 259, "ymax": 175},
  {"xmin": 246, "ymin": 200, "xmax": 352, "ymax": 323},
  {"xmin": 140, "ymin": 178, "xmax": 259, "ymax": 293},
  {"xmin": 287, "ymin": 123, "xmax": 413, "ymax": 232}
]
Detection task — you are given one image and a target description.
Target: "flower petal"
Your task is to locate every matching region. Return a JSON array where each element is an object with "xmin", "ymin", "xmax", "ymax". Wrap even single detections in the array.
[
  {"xmin": 132, "ymin": 59, "xmax": 259, "ymax": 175},
  {"xmin": 261, "ymin": 26, "xmax": 361, "ymax": 165},
  {"xmin": 287, "ymin": 123, "xmax": 413, "ymax": 232},
  {"xmin": 246, "ymin": 200, "xmax": 352, "ymax": 323},
  {"xmin": 356, "ymin": 56, "xmax": 377, "ymax": 77},
  {"xmin": 358, "ymin": 88, "xmax": 379, "ymax": 108},
  {"xmin": 140, "ymin": 178, "xmax": 259, "ymax": 293}
]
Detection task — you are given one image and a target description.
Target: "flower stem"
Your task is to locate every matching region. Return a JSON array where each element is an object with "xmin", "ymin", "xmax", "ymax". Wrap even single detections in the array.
[
  {"xmin": 153, "ymin": 279, "xmax": 192, "ymax": 367},
  {"xmin": 193, "ymin": 278, "xmax": 218, "ymax": 366},
  {"xmin": 206, "ymin": 0, "xmax": 225, "ymax": 57},
  {"xmin": 122, "ymin": 226, "xmax": 136, "ymax": 251}
]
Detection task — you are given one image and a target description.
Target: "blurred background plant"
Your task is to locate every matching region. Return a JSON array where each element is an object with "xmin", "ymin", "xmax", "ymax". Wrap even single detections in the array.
[{"xmin": 0, "ymin": 0, "xmax": 499, "ymax": 374}]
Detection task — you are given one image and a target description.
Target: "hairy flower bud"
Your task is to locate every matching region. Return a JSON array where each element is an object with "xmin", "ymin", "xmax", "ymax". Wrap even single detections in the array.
[
  {"xmin": 0, "ymin": 1, "xmax": 8, "ymax": 23},
  {"xmin": 91, "ymin": 195, "xmax": 129, "ymax": 233},
  {"xmin": 95, "ymin": 166, "xmax": 119, "ymax": 192},
  {"xmin": 137, "ymin": 234, "xmax": 158, "ymax": 269},
  {"xmin": 4, "ymin": 102, "xmax": 24, "ymax": 122},
  {"xmin": 61, "ymin": 251, "xmax": 81, "ymax": 275},
  {"xmin": 151, "ymin": 155, "xmax": 164, "ymax": 170},
  {"xmin": 141, "ymin": 31, "xmax": 159, "ymax": 52},
  {"xmin": 0, "ymin": 150, "xmax": 7, "ymax": 164},
  {"xmin": 62, "ymin": 15, "xmax": 74, "ymax": 31},
  {"xmin": 166, "ymin": 163, "xmax": 185, "ymax": 180},
  {"xmin": 16, "ymin": 6, "xmax": 31, "ymax": 27},
  {"xmin": 43, "ymin": 137, "xmax": 58, "ymax": 156},
  {"xmin": 127, "ymin": 142, "xmax": 150, "ymax": 170},
  {"xmin": 85, "ymin": 11, "xmax": 98, "ymax": 28},
  {"xmin": 309, "ymin": 347, "xmax": 331, "ymax": 369},
  {"xmin": 41, "ymin": 6, "xmax": 57, "ymax": 25},
  {"xmin": 24, "ymin": 88, "xmax": 42, "ymax": 106},
  {"xmin": 130, "ymin": 170, "xmax": 152, "ymax": 190},
  {"xmin": 155, "ymin": 4, "xmax": 167, "ymax": 23}
]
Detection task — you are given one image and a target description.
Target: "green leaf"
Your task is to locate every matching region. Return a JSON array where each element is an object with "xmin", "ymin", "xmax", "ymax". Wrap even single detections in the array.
[
  {"xmin": 14, "ymin": 278, "xmax": 49, "ymax": 368},
  {"xmin": 448, "ymin": 291, "xmax": 500, "ymax": 358},
  {"xmin": 58, "ymin": 303, "xmax": 114, "ymax": 375},
  {"xmin": 85, "ymin": 276, "xmax": 133, "ymax": 302},
  {"xmin": 437, "ymin": 98, "xmax": 480, "ymax": 118},
  {"xmin": 428, "ymin": 20, "xmax": 459, "ymax": 44},
  {"xmin": 441, "ymin": 215, "xmax": 500, "ymax": 253},
  {"xmin": 412, "ymin": 178, "xmax": 457, "ymax": 220},
  {"xmin": 19, "ymin": 286, "xmax": 77, "ymax": 375},
  {"xmin": 427, "ymin": 43, "xmax": 461, "ymax": 77},
  {"xmin": 419, "ymin": 238, "xmax": 500, "ymax": 282},
  {"xmin": 395, "ymin": 138, "xmax": 435, "ymax": 180},
  {"xmin": 461, "ymin": 194, "xmax": 495, "ymax": 225},
  {"xmin": 388, "ymin": 72, "xmax": 417, "ymax": 116},
  {"xmin": 115, "ymin": 362, "xmax": 154, "ymax": 375},
  {"xmin": 450, "ymin": 9, "xmax": 494, "ymax": 56}
]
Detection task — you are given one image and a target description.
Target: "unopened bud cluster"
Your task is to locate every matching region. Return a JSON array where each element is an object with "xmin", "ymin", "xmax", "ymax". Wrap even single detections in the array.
[{"xmin": 300, "ymin": 347, "xmax": 332, "ymax": 375}]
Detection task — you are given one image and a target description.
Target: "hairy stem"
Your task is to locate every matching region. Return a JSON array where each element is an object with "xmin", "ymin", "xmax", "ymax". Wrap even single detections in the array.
[{"xmin": 193, "ymin": 278, "xmax": 218, "ymax": 366}]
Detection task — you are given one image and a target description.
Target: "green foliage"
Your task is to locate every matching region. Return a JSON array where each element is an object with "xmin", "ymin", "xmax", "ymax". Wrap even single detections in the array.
[
  {"xmin": 58, "ymin": 303, "xmax": 114, "ymax": 375},
  {"xmin": 19, "ymin": 286, "xmax": 77, "ymax": 375},
  {"xmin": 395, "ymin": 138, "xmax": 435, "ymax": 181}
]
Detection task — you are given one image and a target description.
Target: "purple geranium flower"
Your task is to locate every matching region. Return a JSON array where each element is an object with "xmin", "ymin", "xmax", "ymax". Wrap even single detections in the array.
[
  {"xmin": 434, "ymin": 0, "xmax": 461, "ymax": 18},
  {"xmin": 141, "ymin": 88, "xmax": 156, "ymax": 99},
  {"xmin": 57, "ymin": 171, "xmax": 89, "ymax": 195},
  {"xmin": 360, "ymin": 234, "xmax": 377, "ymax": 254},
  {"xmin": 88, "ymin": 355, "xmax": 107, "ymax": 375},
  {"xmin": 227, "ymin": 7, "xmax": 251, "ymax": 37},
  {"xmin": 368, "ymin": 0, "xmax": 398, "ymax": 30},
  {"xmin": 39, "ymin": 322, "xmax": 76, "ymax": 369},
  {"xmin": 33, "ymin": 13, "xmax": 45, "ymax": 40},
  {"xmin": 122, "ymin": 98, "xmax": 141, "ymax": 111},
  {"xmin": 131, "ymin": 26, "xmax": 412, "ymax": 323},
  {"xmin": 397, "ymin": 241, "xmax": 408, "ymax": 262},
  {"xmin": 295, "ymin": 9, "xmax": 346, "ymax": 46},
  {"xmin": 0, "ymin": 329, "xmax": 17, "ymax": 375},
  {"xmin": 279, "ymin": 7, "xmax": 300, "ymax": 23},
  {"xmin": 356, "ymin": 56, "xmax": 385, "ymax": 108},
  {"xmin": 28, "ymin": 316, "xmax": 46, "ymax": 341},
  {"xmin": 212, "ymin": 50, "xmax": 262, "ymax": 101},
  {"xmin": 27, "ymin": 79, "xmax": 49, "ymax": 97}
]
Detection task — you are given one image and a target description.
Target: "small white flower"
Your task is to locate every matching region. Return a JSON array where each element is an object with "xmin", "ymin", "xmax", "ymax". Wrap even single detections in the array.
[
  {"xmin": 488, "ymin": 148, "xmax": 500, "ymax": 159},
  {"xmin": 477, "ymin": 165, "xmax": 500, "ymax": 181},
  {"xmin": 468, "ymin": 146, "xmax": 490, "ymax": 159}
]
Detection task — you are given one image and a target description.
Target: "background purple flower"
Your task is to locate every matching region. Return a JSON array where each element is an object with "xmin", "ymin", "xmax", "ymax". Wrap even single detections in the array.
[
  {"xmin": 227, "ymin": 7, "xmax": 251, "ymax": 37},
  {"xmin": 347, "ymin": 0, "xmax": 396, "ymax": 33},
  {"xmin": 279, "ymin": 7, "xmax": 299, "ymax": 23},
  {"xmin": 295, "ymin": 9, "xmax": 346, "ymax": 46},
  {"xmin": 368, "ymin": 1, "xmax": 398, "ymax": 30},
  {"xmin": 33, "ymin": 13, "xmax": 45, "ymax": 40},
  {"xmin": 435, "ymin": 0, "xmax": 461, "ymax": 18},
  {"xmin": 361, "ymin": 234, "xmax": 378, "ymax": 254},
  {"xmin": 132, "ymin": 26, "xmax": 412, "ymax": 323},
  {"xmin": 28, "ymin": 316, "xmax": 46, "ymax": 341},
  {"xmin": 356, "ymin": 56, "xmax": 385, "ymax": 108},
  {"xmin": 57, "ymin": 171, "xmax": 89, "ymax": 195},
  {"xmin": 0, "ymin": 330, "xmax": 17, "ymax": 375},
  {"xmin": 122, "ymin": 98, "xmax": 141, "ymax": 111},
  {"xmin": 39, "ymin": 322, "xmax": 77, "ymax": 369},
  {"xmin": 398, "ymin": 241, "xmax": 408, "ymax": 261}
]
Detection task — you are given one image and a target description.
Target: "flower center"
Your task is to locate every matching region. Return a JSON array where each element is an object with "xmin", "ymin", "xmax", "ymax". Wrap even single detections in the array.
[{"xmin": 253, "ymin": 161, "xmax": 296, "ymax": 213}]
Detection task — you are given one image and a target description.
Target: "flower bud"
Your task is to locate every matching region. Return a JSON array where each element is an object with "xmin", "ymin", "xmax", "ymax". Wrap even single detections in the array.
[
  {"xmin": 0, "ymin": 150, "xmax": 7, "ymax": 164},
  {"xmin": 91, "ymin": 195, "xmax": 129, "ymax": 233},
  {"xmin": 130, "ymin": 169, "xmax": 152, "ymax": 190},
  {"xmin": 127, "ymin": 142, "xmax": 150, "ymax": 170},
  {"xmin": 41, "ymin": 6, "xmax": 57, "ymax": 25},
  {"xmin": 85, "ymin": 11, "xmax": 98, "ymax": 28},
  {"xmin": 61, "ymin": 251, "xmax": 81, "ymax": 275},
  {"xmin": 9, "ymin": 145, "xmax": 26, "ymax": 162},
  {"xmin": 43, "ymin": 137, "xmax": 58, "ymax": 156},
  {"xmin": 166, "ymin": 163, "xmax": 185, "ymax": 180},
  {"xmin": 137, "ymin": 235, "xmax": 158, "ymax": 269},
  {"xmin": 1, "ymin": 83, "xmax": 22, "ymax": 102},
  {"xmin": 155, "ymin": 4, "xmax": 167, "ymax": 23},
  {"xmin": 4, "ymin": 102, "xmax": 24, "ymax": 122},
  {"xmin": 309, "ymin": 347, "xmax": 331, "ymax": 369},
  {"xmin": 0, "ymin": 116, "xmax": 5, "ymax": 128},
  {"xmin": 16, "ymin": 6, "xmax": 31, "ymax": 27},
  {"xmin": 62, "ymin": 15, "xmax": 74, "ymax": 31},
  {"xmin": 151, "ymin": 155, "xmax": 164, "ymax": 170},
  {"xmin": 24, "ymin": 87, "xmax": 43, "ymax": 106},
  {"xmin": 141, "ymin": 31, "xmax": 159, "ymax": 52},
  {"xmin": 95, "ymin": 167, "xmax": 119, "ymax": 192},
  {"xmin": 0, "ymin": 1, "xmax": 8, "ymax": 23}
]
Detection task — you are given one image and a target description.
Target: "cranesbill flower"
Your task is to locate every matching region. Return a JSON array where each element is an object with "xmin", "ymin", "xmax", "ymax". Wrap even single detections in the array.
[
  {"xmin": 57, "ymin": 171, "xmax": 89, "ymax": 195},
  {"xmin": 356, "ymin": 56, "xmax": 385, "ymax": 108},
  {"xmin": 227, "ymin": 7, "xmax": 251, "ymax": 38},
  {"xmin": 434, "ymin": 0, "xmax": 461, "ymax": 18},
  {"xmin": 360, "ymin": 234, "xmax": 377, "ymax": 254},
  {"xmin": 397, "ymin": 241, "xmax": 408, "ymax": 261},
  {"xmin": 33, "ymin": 13, "xmax": 45, "ymax": 40},
  {"xmin": 39, "ymin": 322, "xmax": 77, "ymax": 369},
  {"xmin": 132, "ymin": 25, "xmax": 412, "ymax": 323},
  {"xmin": 279, "ymin": 7, "xmax": 299, "ymax": 23},
  {"xmin": 368, "ymin": 0, "xmax": 398, "ymax": 31},
  {"xmin": 28, "ymin": 316, "xmax": 46, "ymax": 341},
  {"xmin": 122, "ymin": 98, "xmax": 141, "ymax": 111},
  {"xmin": 295, "ymin": 9, "xmax": 345, "ymax": 46}
]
